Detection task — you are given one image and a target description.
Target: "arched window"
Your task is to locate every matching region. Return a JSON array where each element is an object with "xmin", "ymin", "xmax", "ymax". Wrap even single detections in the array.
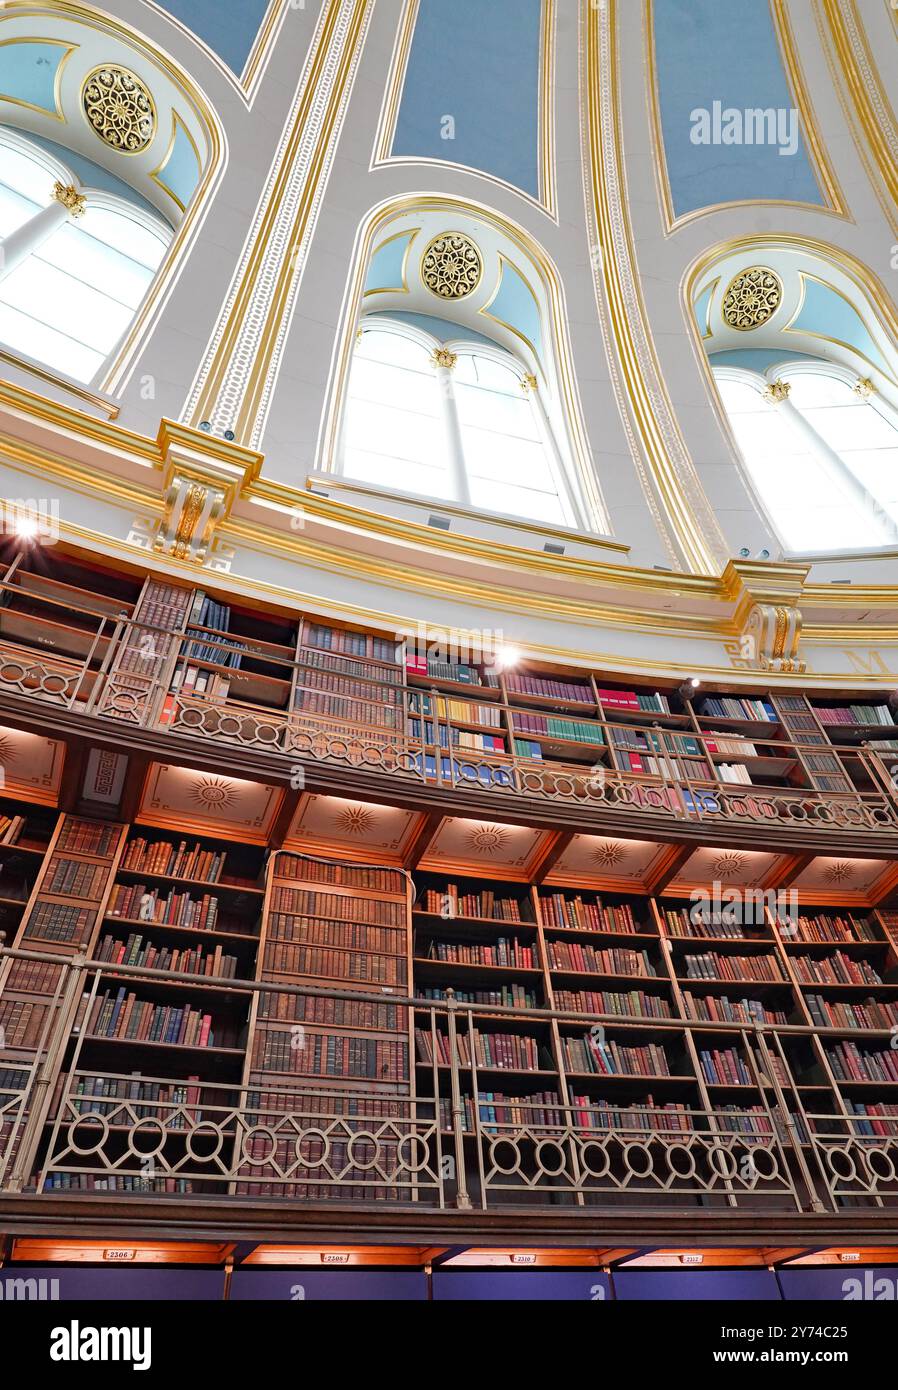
[
  {"xmin": 0, "ymin": 131, "xmax": 170, "ymax": 383},
  {"xmin": 714, "ymin": 365, "xmax": 898, "ymax": 553},
  {"xmin": 341, "ymin": 320, "xmax": 578, "ymax": 526}
]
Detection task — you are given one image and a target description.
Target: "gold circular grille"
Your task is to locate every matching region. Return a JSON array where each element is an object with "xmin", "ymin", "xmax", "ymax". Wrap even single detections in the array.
[
  {"xmin": 82, "ymin": 66, "xmax": 156, "ymax": 154},
  {"xmin": 722, "ymin": 266, "xmax": 783, "ymax": 331},
  {"xmin": 421, "ymin": 232, "xmax": 483, "ymax": 300}
]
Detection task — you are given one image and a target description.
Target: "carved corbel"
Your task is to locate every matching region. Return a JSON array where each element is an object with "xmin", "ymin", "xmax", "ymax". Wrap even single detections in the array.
[
  {"xmin": 153, "ymin": 421, "xmax": 263, "ymax": 564},
  {"xmin": 722, "ymin": 559, "xmax": 810, "ymax": 674}
]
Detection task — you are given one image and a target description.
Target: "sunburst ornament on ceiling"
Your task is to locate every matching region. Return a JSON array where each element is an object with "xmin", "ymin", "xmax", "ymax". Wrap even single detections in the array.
[
  {"xmin": 0, "ymin": 735, "xmax": 18, "ymax": 770},
  {"xmin": 335, "ymin": 805, "xmax": 375, "ymax": 836},
  {"xmin": 823, "ymin": 861, "xmax": 854, "ymax": 885},
  {"xmin": 468, "ymin": 824, "xmax": 509, "ymax": 855},
  {"xmin": 712, "ymin": 852, "xmax": 748, "ymax": 879},
  {"xmin": 421, "ymin": 232, "xmax": 483, "ymax": 300},
  {"xmin": 592, "ymin": 841, "xmax": 627, "ymax": 869},
  {"xmin": 188, "ymin": 776, "xmax": 236, "ymax": 810}
]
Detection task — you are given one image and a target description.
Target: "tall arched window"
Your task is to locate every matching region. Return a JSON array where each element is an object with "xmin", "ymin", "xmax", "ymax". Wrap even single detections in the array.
[
  {"xmin": 0, "ymin": 131, "xmax": 170, "ymax": 383},
  {"xmin": 714, "ymin": 364, "xmax": 898, "ymax": 554},
  {"xmin": 341, "ymin": 319, "xmax": 579, "ymax": 527}
]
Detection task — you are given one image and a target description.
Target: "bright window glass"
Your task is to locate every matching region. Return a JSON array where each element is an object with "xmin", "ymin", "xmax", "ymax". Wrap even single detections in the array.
[
  {"xmin": 343, "ymin": 329, "xmax": 452, "ymax": 498},
  {"xmin": 342, "ymin": 327, "xmax": 573, "ymax": 526},
  {"xmin": 786, "ymin": 370, "xmax": 898, "ymax": 527},
  {"xmin": 0, "ymin": 137, "xmax": 169, "ymax": 382},
  {"xmin": 716, "ymin": 375, "xmax": 889, "ymax": 551}
]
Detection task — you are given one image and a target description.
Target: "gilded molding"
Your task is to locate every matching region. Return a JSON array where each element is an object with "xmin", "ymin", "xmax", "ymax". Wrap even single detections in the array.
[
  {"xmin": 52, "ymin": 181, "xmax": 85, "ymax": 216},
  {"xmin": 185, "ymin": 0, "xmax": 372, "ymax": 446},
  {"xmin": 583, "ymin": 0, "xmax": 728, "ymax": 574},
  {"xmin": 816, "ymin": 0, "xmax": 898, "ymax": 232},
  {"xmin": 141, "ymin": 0, "xmax": 287, "ymax": 108}
]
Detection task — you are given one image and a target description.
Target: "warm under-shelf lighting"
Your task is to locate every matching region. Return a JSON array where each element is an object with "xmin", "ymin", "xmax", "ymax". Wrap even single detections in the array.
[{"xmin": 11, "ymin": 1239, "xmax": 232, "ymax": 1266}]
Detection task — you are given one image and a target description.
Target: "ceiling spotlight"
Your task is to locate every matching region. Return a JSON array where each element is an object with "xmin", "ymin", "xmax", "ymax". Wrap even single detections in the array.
[
  {"xmin": 15, "ymin": 515, "xmax": 38, "ymax": 541},
  {"xmin": 678, "ymin": 678, "xmax": 701, "ymax": 701}
]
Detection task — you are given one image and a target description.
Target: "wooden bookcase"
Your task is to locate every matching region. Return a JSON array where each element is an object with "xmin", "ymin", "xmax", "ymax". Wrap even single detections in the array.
[{"xmin": 236, "ymin": 850, "xmax": 414, "ymax": 1200}]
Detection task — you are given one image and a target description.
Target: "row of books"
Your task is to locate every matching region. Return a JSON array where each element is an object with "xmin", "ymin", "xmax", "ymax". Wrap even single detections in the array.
[
  {"xmin": 682, "ymin": 993, "xmax": 788, "ymax": 1026},
  {"xmin": 680, "ymin": 952, "xmax": 784, "ymax": 983},
  {"xmin": 817, "ymin": 704, "xmax": 894, "ymax": 727},
  {"xmin": 276, "ymin": 857, "xmax": 402, "ymax": 892},
  {"xmin": 62, "ymin": 1072, "xmax": 203, "ymax": 1124},
  {"xmin": 571, "ymin": 1096, "xmax": 690, "ymax": 1132},
  {"xmin": 718, "ymin": 763, "xmax": 754, "ymax": 785},
  {"xmin": 409, "ymin": 692, "xmax": 504, "ymax": 728},
  {"xmin": 437, "ymin": 1092, "xmax": 563, "ymax": 1131},
  {"xmin": 416, "ymin": 1028, "xmax": 542, "ymax": 1071},
  {"xmin": 267, "ymin": 915, "xmax": 406, "ymax": 955},
  {"xmin": 417, "ymin": 885, "xmax": 528, "ymax": 920},
  {"xmin": 293, "ymin": 689, "xmax": 404, "ymax": 728},
  {"xmin": 257, "ymin": 991, "xmax": 403, "ymax": 1032},
  {"xmin": 419, "ymin": 984, "xmax": 537, "ymax": 1009},
  {"xmin": 806, "ymin": 994, "xmax": 898, "ymax": 1030},
  {"xmin": 43, "ymin": 1174, "xmax": 194, "ymax": 1193},
  {"xmin": 23, "ymin": 902, "xmax": 91, "ymax": 944},
  {"xmin": 663, "ymin": 908, "xmax": 755, "ymax": 941},
  {"xmin": 828, "ymin": 1040, "xmax": 898, "ymax": 1084},
  {"xmin": 696, "ymin": 696, "xmax": 777, "ymax": 722},
  {"xmin": 846, "ymin": 1101, "xmax": 898, "ymax": 1137},
  {"xmin": 0, "ymin": 814, "xmax": 26, "ymax": 846},
  {"xmin": 505, "ymin": 672, "xmax": 592, "ymax": 703},
  {"xmin": 297, "ymin": 669, "xmax": 404, "ymax": 702},
  {"xmin": 598, "ymin": 688, "xmax": 672, "ymax": 714},
  {"xmin": 305, "ymin": 623, "xmax": 399, "ymax": 664},
  {"xmin": 513, "ymin": 739, "xmax": 543, "ymax": 759},
  {"xmin": 543, "ymin": 943, "xmax": 657, "ymax": 977},
  {"xmin": 56, "ymin": 819, "xmax": 120, "ymax": 857},
  {"xmin": 511, "ymin": 712, "xmax": 606, "ymax": 744},
  {"xmin": 252, "ymin": 1029, "xmax": 408, "ymax": 1081},
  {"xmin": 303, "ymin": 647, "xmax": 402, "ymax": 684},
  {"xmin": 787, "ymin": 914, "xmax": 878, "ymax": 945},
  {"xmin": 791, "ymin": 952, "xmax": 883, "ymax": 986},
  {"xmin": 554, "ymin": 987, "xmax": 672, "ymax": 1019},
  {"xmin": 422, "ymin": 939, "xmax": 536, "ymax": 969},
  {"xmin": 83, "ymin": 989, "xmax": 222, "ymax": 1049},
  {"xmin": 408, "ymin": 720, "xmax": 505, "ymax": 753},
  {"xmin": 120, "ymin": 837, "xmax": 228, "ymax": 884},
  {"xmin": 46, "ymin": 857, "xmax": 105, "ymax": 899},
  {"xmin": 405, "ymin": 656, "xmax": 498, "ymax": 687},
  {"xmin": 538, "ymin": 893, "xmax": 640, "ymax": 935},
  {"xmin": 562, "ymin": 1037, "xmax": 671, "ymax": 1077},
  {"xmin": 0, "ymin": 997, "xmax": 50, "ymax": 1048},
  {"xmin": 108, "ymin": 884, "xmax": 220, "ymax": 931},
  {"xmin": 3, "ymin": 957, "xmax": 63, "ymax": 995},
  {"xmin": 270, "ymin": 887, "xmax": 404, "ymax": 924},
  {"xmin": 94, "ymin": 933, "xmax": 238, "ymax": 979},
  {"xmin": 262, "ymin": 945, "xmax": 405, "ymax": 986},
  {"xmin": 699, "ymin": 1048, "xmax": 753, "ymax": 1087}
]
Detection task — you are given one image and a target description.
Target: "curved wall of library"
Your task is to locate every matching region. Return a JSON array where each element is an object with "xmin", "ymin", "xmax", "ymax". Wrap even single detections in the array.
[{"xmin": 0, "ymin": 0, "xmax": 898, "ymax": 1262}]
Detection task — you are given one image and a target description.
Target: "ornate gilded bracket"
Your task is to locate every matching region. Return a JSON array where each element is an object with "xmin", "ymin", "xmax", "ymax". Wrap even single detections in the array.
[
  {"xmin": 153, "ymin": 420, "xmax": 263, "ymax": 564},
  {"xmin": 722, "ymin": 558, "xmax": 810, "ymax": 674}
]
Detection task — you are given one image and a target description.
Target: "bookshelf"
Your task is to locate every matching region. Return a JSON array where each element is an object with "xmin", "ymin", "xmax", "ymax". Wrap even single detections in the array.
[{"xmin": 237, "ymin": 850, "xmax": 413, "ymax": 1200}]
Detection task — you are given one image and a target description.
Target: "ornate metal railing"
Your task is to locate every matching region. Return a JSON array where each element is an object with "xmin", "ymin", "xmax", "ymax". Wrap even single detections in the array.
[
  {"xmin": 1, "ymin": 587, "xmax": 898, "ymax": 838},
  {"xmin": 3, "ymin": 946, "xmax": 898, "ymax": 1215}
]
